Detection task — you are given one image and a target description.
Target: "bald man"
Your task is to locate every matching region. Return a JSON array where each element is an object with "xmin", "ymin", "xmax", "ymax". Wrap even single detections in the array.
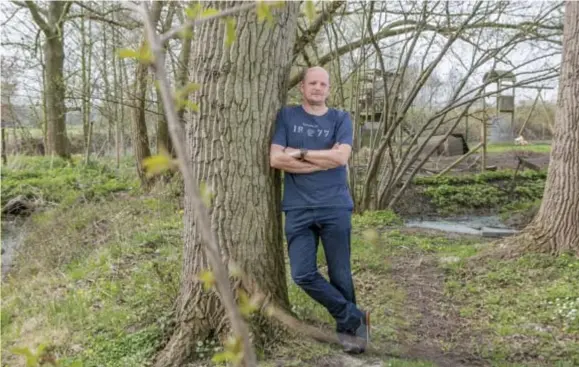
[{"xmin": 270, "ymin": 66, "xmax": 370, "ymax": 354}]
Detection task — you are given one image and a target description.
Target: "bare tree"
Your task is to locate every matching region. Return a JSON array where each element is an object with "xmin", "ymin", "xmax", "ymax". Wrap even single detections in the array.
[
  {"xmin": 16, "ymin": 1, "xmax": 73, "ymax": 158},
  {"xmin": 329, "ymin": 1, "xmax": 562, "ymax": 211}
]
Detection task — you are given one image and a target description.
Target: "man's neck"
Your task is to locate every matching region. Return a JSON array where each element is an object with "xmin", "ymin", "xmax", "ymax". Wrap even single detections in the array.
[{"xmin": 302, "ymin": 103, "xmax": 328, "ymax": 116}]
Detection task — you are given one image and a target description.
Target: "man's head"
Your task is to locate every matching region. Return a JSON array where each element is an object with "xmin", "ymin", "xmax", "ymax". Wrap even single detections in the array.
[{"xmin": 299, "ymin": 66, "xmax": 330, "ymax": 107}]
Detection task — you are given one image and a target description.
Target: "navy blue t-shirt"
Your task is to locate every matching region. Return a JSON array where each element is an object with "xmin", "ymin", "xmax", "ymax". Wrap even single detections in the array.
[{"xmin": 271, "ymin": 105, "xmax": 354, "ymax": 211}]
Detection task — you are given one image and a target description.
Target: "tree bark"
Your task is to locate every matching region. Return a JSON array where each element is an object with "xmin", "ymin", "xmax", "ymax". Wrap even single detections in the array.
[
  {"xmin": 131, "ymin": 1, "xmax": 165, "ymax": 187},
  {"xmin": 41, "ymin": 2, "xmax": 71, "ymax": 158},
  {"xmin": 154, "ymin": 2, "xmax": 299, "ymax": 366},
  {"xmin": 504, "ymin": 1, "xmax": 579, "ymax": 256}
]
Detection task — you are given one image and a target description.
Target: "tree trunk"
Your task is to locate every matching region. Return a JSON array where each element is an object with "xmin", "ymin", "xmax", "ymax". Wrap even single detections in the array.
[
  {"xmin": 131, "ymin": 52, "xmax": 153, "ymax": 184},
  {"xmin": 131, "ymin": 1, "xmax": 165, "ymax": 186},
  {"xmin": 44, "ymin": 33, "xmax": 68, "ymax": 158},
  {"xmin": 154, "ymin": 2, "xmax": 299, "ymax": 366},
  {"xmin": 505, "ymin": 1, "xmax": 579, "ymax": 256},
  {"xmin": 155, "ymin": 88, "xmax": 172, "ymax": 155}
]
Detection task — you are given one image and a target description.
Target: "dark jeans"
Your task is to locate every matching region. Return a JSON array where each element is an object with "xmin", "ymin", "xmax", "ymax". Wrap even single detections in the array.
[{"xmin": 285, "ymin": 207, "xmax": 363, "ymax": 332}]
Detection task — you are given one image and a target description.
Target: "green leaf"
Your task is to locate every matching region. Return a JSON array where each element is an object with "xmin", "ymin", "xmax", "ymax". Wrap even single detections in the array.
[
  {"xmin": 211, "ymin": 335, "xmax": 244, "ymax": 364},
  {"xmin": 211, "ymin": 350, "xmax": 237, "ymax": 363},
  {"xmin": 256, "ymin": 2, "xmax": 273, "ymax": 22},
  {"xmin": 117, "ymin": 48, "xmax": 138, "ymax": 59},
  {"xmin": 142, "ymin": 153, "xmax": 174, "ymax": 178},
  {"xmin": 137, "ymin": 42, "xmax": 154, "ymax": 64},
  {"xmin": 198, "ymin": 269, "xmax": 216, "ymax": 291},
  {"xmin": 305, "ymin": 0, "xmax": 316, "ymax": 23},
  {"xmin": 199, "ymin": 181, "xmax": 214, "ymax": 207},
  {"xmin": 185, "ymin": 3, "xmax": 203, "ymax": 19},
  {"xmin": 178, "ymin": 28, "xmax": 194, "ymax": 40},
  {"xmin": 185, "ymin": 100, "xmax": 200, "ymax": 113},
  {"xmin": 202, "ymin": 8, "xmax": 220, "ymax": 17},
  {"xmin": 175, "ymin": 83, "xmax": 202, "ymax": 99},
  {"xmin": 238, "ymin": 289, "xmax": 258, "ymax": 317},
  {"xmin": 10, "ymin": 347, "xmax": 37, "ymax": 367},
  {"xmin": 224, "ymin": 17, "xmax": 236, "ymax": 47}
]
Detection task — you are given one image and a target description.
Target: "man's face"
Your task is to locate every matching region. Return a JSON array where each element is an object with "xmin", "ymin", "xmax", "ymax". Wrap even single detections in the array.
[{"xmin": 300, "ymin": 69, "xmax": 330, "ymax": 106}]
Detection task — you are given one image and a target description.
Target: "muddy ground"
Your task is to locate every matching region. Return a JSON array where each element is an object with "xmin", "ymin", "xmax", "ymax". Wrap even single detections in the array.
[{"xmin": 422, "ymin": 150, "xmax": 550, "ymax": 175}]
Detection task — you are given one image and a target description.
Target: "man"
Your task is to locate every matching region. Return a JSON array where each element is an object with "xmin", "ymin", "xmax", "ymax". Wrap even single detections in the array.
[{"xmin": 269, "ymin": 66, "xmax": 370, "ymax": 353}]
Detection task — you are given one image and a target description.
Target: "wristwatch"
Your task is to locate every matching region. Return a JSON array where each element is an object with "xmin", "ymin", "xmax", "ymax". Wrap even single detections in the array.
[{"xmin": 299, "ymin": 148, "xmax": 308, "ymax": 160}]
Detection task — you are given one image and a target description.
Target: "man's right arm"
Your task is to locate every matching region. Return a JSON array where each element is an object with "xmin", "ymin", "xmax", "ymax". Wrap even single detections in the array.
[{"xmin": 270, "ymin": 144, "xmax": 323, "ymax": 174}]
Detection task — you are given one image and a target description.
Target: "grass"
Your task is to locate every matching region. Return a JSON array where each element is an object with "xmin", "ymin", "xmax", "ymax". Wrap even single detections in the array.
[
  {"xmin": 486, "ymin": 141, "xmax": 552, "ymax": 154},
  {"xmin": 1, "ymin": 156, "xmax": 577, "ymax": 367}
]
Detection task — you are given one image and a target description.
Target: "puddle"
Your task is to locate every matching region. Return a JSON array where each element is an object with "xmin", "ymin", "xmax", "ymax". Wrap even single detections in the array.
[{"xmin": 405, "ymin": 215, "xmax": 519, "ymax": 237}]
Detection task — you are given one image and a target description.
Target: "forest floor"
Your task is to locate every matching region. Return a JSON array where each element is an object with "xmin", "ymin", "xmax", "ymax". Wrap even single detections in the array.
[{"xmin": 1, "ymin": 152, "xmax": 577, "ymax": 367}]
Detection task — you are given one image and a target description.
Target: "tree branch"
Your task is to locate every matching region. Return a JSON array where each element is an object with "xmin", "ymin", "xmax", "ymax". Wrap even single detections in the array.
[
  {"xmin": 288, "ymin": 17, "xmax": 563, "ymax": 89},
  {"xmin": 292, "ymin": 1, "xmax": 345, "ymax": 60},
  {"xmin": 22, "ymin": 0, "xmax": 51, "ymax": 33}
]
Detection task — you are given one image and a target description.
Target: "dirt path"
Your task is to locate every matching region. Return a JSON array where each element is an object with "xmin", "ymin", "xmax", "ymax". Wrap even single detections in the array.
[{"xmin": 389, "ymin": 253, "xmax": 490, "ymax": 367}]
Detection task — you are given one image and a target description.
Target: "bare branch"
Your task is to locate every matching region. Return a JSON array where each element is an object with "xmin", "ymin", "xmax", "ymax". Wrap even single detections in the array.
[
  {"xmin": 22, "ymin": 0, "xmax": 50, "ymax": 33},
  {"xmin": 160, "ymin": 2, "xmax": 257, "ymax": 44}
]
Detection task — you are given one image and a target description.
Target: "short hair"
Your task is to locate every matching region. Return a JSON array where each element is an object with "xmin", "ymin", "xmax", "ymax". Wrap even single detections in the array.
[{"xmin": 299, "ymin": 66, "xmax": 330, "ymax": 84}]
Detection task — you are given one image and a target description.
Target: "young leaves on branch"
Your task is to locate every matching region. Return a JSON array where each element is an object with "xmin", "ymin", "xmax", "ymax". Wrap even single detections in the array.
[
  {"xmin": 211, "ymin": 335, "xmax": 244, "ymax": 365},
  {"xmin": 185, "ymin": 3, "xmax": 220, "ymax": 20},
  {"xmin": 117, "ymin": 42, "xmax": 154, "ymax": 64},
  {"xmin": 305, "ymin": 0, "xmax": 316, "ymax": 22},
  {"xmin": 142, "ymin": 149, "xmax": 177, "ymax": 178},
  {"xmin": 198, "ymin": 269, "xmax": 216, "ymax": 291},
  {"xmin": 225, "ymin": 17, "xmax": 237, "ymax": 47},
  {"xmin": 174, "ymin": 82, "xmax": 201, "ymax": 113}
]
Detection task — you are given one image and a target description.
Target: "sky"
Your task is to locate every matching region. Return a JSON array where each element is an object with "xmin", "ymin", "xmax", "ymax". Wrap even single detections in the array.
[{"xmin": 1, "ymin": 0, "xmax": 562, "ymax": 114}]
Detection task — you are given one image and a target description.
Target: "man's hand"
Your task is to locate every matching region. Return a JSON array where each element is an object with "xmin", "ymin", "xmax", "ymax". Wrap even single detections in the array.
[
  {"xmin": 270, "ymin": 144, "xmax": 324, "ymax": 174},
  {"xmin": 284, "ymin": 147, "xmax": 302, "ymax": 159},
  {"xmin": 301, "ymin": 143, "xmax": 351, "ymax": 169}
]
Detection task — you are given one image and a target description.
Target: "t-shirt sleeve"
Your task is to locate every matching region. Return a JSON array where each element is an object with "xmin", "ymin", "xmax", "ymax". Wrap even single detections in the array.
[
  {"xmin": 271, "ymin": 108, "xmax": 287, "ymax": 147},
  {"xmin": 335, "ymin": 111, "xmax": 353, "ymax": 146}
]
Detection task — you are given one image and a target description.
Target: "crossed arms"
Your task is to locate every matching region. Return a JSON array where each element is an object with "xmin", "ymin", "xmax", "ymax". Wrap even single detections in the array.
[{"xmin": 269, "ymin": 143, "xmax": 352, "ymax": 174}]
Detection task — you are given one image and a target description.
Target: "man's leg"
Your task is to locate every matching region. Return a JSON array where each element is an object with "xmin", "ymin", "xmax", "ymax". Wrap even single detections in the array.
[
  {"xmin": 285, "ymin": 209, "xmax": 359, "ymax": 331},
  {"xmin": 317, "ymin": 208, "xmax": 370, "ymax": 351}
]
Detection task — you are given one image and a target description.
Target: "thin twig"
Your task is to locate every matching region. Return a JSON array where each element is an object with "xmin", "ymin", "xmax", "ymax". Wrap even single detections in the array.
[{"xmin": 160, "ymin": 2, "xmax": 257, "ymax": 44}]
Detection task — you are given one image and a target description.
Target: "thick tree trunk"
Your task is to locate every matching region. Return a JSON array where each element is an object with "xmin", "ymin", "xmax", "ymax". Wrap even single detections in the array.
[
  {"xmin": 505, "ymin": 1, "xmax": 579, "ymax": 256},
  {"xmin": 44, "ymin": 34, "xmax": 68, "ymax": 158},
  {"xmin": 154, "ymin": 2, "xmax": 299, "ymax": 366}
]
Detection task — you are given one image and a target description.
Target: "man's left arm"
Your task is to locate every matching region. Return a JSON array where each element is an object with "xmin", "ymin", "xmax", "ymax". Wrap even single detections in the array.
[{"xmin": 300, "ymin": 112, "xmax": 353, "ymax": 169}]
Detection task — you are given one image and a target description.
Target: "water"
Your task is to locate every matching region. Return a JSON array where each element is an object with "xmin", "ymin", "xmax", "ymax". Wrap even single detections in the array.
[
  {"xmin": 1, "ymin": 220, "xmax": 25, "ymax": 278},
  {"xmin": 405, "ymin": 215, "xmax": 519, "ymax": 237}
]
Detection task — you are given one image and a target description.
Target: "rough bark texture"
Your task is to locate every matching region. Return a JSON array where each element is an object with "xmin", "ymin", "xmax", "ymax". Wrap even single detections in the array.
[
  {"xmin": 44, "ymin": 2, "xmax": 70, "ymax": 158},
  {"xmin": 506, "ymin": 1, "xmax": 579, "ymax": 256},
  {"xmin": 154, "ymin": 3, "xmax": 299, "ymax": 366}
]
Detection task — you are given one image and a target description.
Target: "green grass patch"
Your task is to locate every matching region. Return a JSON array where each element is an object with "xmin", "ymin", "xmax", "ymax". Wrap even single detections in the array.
[
  {"xmin": 1, "ymin": 157, "xmax": 182, "ymax": 367},
  {"xmin": 352, "ymin": 209, "xmax": 403, "ymax": 228},
  {"xmin": 1, "ymin": 193, "xmax": 182, "ymax": 367},
  {"xmin": 442, "ymin": 252, "xmax": 579, "ymax": 365},
  {"xmin": 413, "ymin": 168, "xmax": 547, "ymax": 186},
  {"xmin": 1, "ymin": 155, "xmax": 139, "ymax": 208},
  {"xmin": 486, "ymin": 142, "xmax": 552, "ymax": 154}
]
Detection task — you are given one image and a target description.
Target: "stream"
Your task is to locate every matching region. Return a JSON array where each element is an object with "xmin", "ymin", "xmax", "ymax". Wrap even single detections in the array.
[
  {"xmin": 1, "ymin": 219, "xmax": 26, "ymax": 278},
  {"xmin": 405, "ymin": 215, "xmax": 519, "ymax": 237}
]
